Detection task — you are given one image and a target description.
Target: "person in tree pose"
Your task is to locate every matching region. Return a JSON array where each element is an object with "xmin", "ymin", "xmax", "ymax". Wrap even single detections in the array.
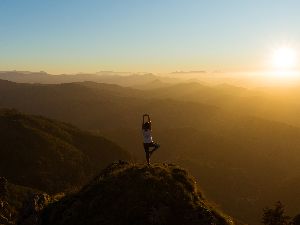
[{"xmin": 142, "ymin": 114, "xmax": 160, "ymax": 165}]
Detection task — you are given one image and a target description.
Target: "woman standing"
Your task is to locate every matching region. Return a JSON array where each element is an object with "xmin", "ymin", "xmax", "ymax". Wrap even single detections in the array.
[{"xmin": 142, "ymin": 114, "xmax": 160, "ymax": 165}]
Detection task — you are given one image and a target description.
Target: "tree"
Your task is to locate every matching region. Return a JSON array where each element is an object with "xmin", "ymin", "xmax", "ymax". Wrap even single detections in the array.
[
  {"xmin": 292, "ymin": 214, "xmax": 300, "ymax": 225},
  {"xmin": 262, "ymin": 201, "xmax": 290, "ymax": 225}
]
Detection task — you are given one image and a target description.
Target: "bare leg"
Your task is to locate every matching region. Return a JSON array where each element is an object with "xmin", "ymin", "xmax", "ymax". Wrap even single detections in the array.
[{"xmin": 150, "ymin": 143, "xmax": 160, "ymax": 156}]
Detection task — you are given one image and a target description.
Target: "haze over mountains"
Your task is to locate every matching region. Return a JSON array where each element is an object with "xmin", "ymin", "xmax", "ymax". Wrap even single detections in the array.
[
  {"xmin": 0, "ymin": 72, "xmax": 300, "ymax": 224},
  {"xmin": 0, "ymin": 70, "xmax": 289, "ymax": 88},
  {"xmin": 0, "ymin": 71, "xmax": 178, "ymax": 87},
  {"xmin": 2, "ymin": 71, "xmax": 300, "ymax": 127}
]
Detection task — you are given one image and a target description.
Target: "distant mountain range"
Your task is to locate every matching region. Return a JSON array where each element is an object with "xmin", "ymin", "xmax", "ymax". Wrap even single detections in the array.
[
  {"xmin": 0, "ymin": 71, "xmax": 179, "ymax": 87},
  {"xmin": 2, "ymin": 71, "xmax": 300, "ymax": 127},
  {"xmin": 1, "ymin": 78, "xmax": 300, "ymax": 224}
]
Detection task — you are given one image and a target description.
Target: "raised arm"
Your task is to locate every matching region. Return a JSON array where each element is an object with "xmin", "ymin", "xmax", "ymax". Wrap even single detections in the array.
[
  {"xmin": 142, "ymin": 114, "xmax": 148, "ymax": 128},
  {"xmin": 142, "ymin": 114, "xmax": 145, "ymax": 128},
  {"xmin": 147, "ymin": 115, "xmax": 151, "ymax": 123},
  {"xmin": 147, "ymin": 115, "xmax": 152, "ymax": 130}
]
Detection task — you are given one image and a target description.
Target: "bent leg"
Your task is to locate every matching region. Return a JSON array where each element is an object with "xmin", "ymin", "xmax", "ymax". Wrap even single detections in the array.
[{"xmin": 149, "ymin": 142, "xmax": 160, "ymax": 156}]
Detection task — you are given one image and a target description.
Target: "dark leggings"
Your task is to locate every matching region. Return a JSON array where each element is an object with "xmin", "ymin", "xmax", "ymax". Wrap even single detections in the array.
[{"xmin": 144, "ymin": 142, "xmax": 160, "ymax": 165}]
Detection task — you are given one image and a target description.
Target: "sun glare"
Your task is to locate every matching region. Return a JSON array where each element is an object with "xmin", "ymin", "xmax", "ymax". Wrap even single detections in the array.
[
  {"xmin": 263, "ymin": 45, "xmax": 300, "ymax": 83},
  {"xmin": 271, "ymin": 47, "xmax": 297, "ymax": 69}
]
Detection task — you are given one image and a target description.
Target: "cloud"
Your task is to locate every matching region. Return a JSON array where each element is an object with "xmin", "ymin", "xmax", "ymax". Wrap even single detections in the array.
[{"xmin": 171, "ymin": 70, "xmax": 206, "ymax": 74}]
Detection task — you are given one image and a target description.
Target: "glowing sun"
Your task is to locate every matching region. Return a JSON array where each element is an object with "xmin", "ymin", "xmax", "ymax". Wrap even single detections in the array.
[{"xmin": 271, "ymin": 47, "xmax": 297, "ymax": 69}]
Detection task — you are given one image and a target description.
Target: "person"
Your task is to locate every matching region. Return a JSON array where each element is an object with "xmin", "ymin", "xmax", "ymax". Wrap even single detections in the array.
[{"xmin": 142, "ymin": 114, "xmax": 160, "ymax": 165}]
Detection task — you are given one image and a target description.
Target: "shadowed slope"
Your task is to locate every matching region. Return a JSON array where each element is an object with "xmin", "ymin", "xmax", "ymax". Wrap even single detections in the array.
[{"xmin": 0, "ymin": 109, "xmax": 130, "ymax": 193}]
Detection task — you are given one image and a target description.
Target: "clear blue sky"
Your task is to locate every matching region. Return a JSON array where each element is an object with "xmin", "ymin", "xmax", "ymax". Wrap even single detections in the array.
[{"xmin": 1, "ymin": 0, "xmax": 300, "ymax": 74}]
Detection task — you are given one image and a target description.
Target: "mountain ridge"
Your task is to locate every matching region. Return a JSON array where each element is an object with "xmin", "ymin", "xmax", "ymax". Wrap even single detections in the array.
[{"xmin": 40, "ymin": 161, "xmax": 236, "ymax": 225}]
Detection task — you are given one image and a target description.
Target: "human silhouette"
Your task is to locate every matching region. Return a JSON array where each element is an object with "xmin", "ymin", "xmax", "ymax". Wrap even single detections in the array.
[{"xmin": 142, "ymin": 114, "xmax": 160, "ymax": 165}]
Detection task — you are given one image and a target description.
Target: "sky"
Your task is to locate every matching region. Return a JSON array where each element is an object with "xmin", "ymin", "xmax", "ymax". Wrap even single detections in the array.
[{"xmin": 1, "ymin": 0, "xmax": 300, "ymax": 74}]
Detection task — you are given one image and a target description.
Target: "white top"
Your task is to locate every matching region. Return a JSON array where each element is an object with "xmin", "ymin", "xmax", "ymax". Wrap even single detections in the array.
[{"xmin": 142, "ymin": 129, "xmax": 153, "ymax": 143}]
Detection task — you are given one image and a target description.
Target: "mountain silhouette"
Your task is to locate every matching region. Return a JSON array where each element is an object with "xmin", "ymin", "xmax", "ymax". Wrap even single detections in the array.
[
  {"xmin": 0, "ymin": 71, "xmax": 172, "ymax": 87},
  {"xmin": 40, "ymin": 161, "xmax": 234, "ymax": 225},
  {"xmin": 0, "ymin": 109, "xmax": 130, "ymax": 193}
]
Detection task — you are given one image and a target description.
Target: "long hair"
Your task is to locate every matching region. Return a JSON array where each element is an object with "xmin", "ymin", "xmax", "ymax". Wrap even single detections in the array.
[{"xmin": 143, "ymin": 122, "xmax": 150, "ymax": 130}]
